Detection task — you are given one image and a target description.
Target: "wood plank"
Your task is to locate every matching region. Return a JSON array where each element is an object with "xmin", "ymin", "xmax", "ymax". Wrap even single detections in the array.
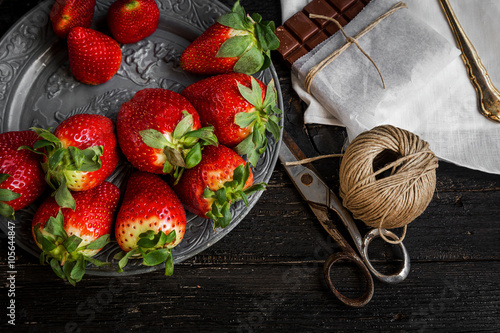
[{"xmin": 1, "ymin": 260, "xmax": 498, "ymax": 332}]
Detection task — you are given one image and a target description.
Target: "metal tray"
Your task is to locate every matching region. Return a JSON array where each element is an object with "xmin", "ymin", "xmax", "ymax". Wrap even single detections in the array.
[{"xmin": 0, "ymin": 0, "xmax": 283, "ymax": 276}]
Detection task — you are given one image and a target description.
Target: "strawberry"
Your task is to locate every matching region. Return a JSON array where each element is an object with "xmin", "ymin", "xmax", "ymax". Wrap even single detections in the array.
[
  {"xmin": 117, "ymin": 88, "xmax": 217, "ymax": 183},
  {"xmin": 32, "ymin": 181, "xmax": 120, "ymax": 285},
  {"xmin": 67, "ymin": 27, "xmax": 122, "ymax": 85},
  {"xmin": 179, "ymin": 0, "xmax": 279, "ymax": 75},
  {"xmin": 114, "ymin": 171, "xmax": 186, "ymax": 276},
  {"xmin": 107, "ymin": 0, "xmax": 160, "ymax": 44},
  {"xmin": 173, "ymin": 145, "xmax": 265, "ymax": 229},
  {"xmin": 0, "ymin": 131, "xmax": 46, "ymax": 219},
  {"xmin": 182, "ymin": 73, "xmax": 281, "ymax": 166},
  {"xmin": 50, "ymin": 0, "xmax": 96, "ymax": 39},
  {"xmin": 29, "ymin": 114, "xmax": 119, "ymax": 210}
]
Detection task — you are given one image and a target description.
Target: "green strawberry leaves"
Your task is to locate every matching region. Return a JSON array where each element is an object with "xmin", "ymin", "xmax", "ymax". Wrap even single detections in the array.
[
  {"xmin": 204, "ymin": 163, "xmax": 266, "ymax": 229},
  {"xmin": 234, "ymin": 77, "xmax": 282, "ymax": 166},
  {"xmin": 34, "ymin": 210, "xmax": 111, "ymax": 286},
  {"xmin": 217, "ymin": 1, "xmax": 249, "ymax": 30},
  {"xmin": 254, "ymin": 18, "xmax": 278, "ymax": 51},
  {"xmin": 114, "ymin": 230, "xmax": 176, "ymax": 276},
  {"xmin": 184, "ymin": 143, "xmax": 202, "ymax": 169},
  {"xmin": 173, "ymin": 110, "xmax": 195, "ymax": 139},
  {"xmin": 217, "ymin": 35, "xmax": 253, "ymax": 58},
  {"xmin": 68, "ymin": 146, "xmax": 103, "ymax": 172},
  {"xmin": 238, "ymin": 74, "xmax": 264, "ymax": 106},
  {"xmin": 24, "ymin": 127, "xmax": 104, "ymax": 210},
  {"xmin": 233, "ymin": 45, "xmax": 264, "ymax": 75},
  {"xmin": 86, "ymin": 234, "xmax": 111, "ymax": 250},
  {"xmin": 43, "ymin": 211, "xmax": 68, "ymax": 238},
  {"xmin": 235, "ymin": 111, "xmax": 259, "ymax": 128},
  {"xmin": 0, "ymin": 174, "xmax": 21, "ymax": 220},
  {"xmin": 140, "ymin": 129, "xmax": 170, "ymax": 149},
  {"xmin": 0, "ymin": 202, "xmax": 16, "ymax": 220},
  {"xmin": 114, "ymin": 250, "xmax": 137, "ymax": 273},
  {"xmin": 184, "ymin": 127, "xmax": 219, "ymax": 146},
  {"xmin": 216, "ymin": 0, "xmax": 279, "ymax": 74},
  {"xmin": 142, "ymin": 248, "xmax": 171, "ymax": 267},
  {"xmin": 140, "ymin": 111, "xmax": 218, "ymax": 184},
  {"xmin": 53, "ymin": 178, "xmax": 75, "ymax": 211}
]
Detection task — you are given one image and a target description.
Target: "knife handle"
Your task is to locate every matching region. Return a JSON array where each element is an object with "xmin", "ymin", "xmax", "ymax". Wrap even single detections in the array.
[{"xmin": 439, "ymin": 0, "xmax": 500, "ymax": 123}]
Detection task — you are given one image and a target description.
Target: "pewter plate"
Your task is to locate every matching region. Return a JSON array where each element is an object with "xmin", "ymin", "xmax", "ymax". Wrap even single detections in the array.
[{"xmin": 0, "ymin": 0, "xmax": 283, "ymax": 276}]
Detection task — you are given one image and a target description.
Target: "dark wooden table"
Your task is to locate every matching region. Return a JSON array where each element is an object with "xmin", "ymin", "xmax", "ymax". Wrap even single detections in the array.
[{"xmin": 1, "ymin": 0, "xmax": 499, "ymax": 332}]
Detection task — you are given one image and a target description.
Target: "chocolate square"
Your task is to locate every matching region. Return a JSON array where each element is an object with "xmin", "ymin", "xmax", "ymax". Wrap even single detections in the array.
[
  {"xmin": 304, "ymin": 0, "xmax": 340, "ymax": 28},
  {"xmin": 285, "ymin": 11, "xmax": 320, "ymax": 43},
  {"xmin": 275, "ymin": 0, "xmax": 371, "ymax": 67}
]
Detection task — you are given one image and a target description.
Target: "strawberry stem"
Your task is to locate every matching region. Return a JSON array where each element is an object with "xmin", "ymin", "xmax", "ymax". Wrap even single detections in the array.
[
  {"xmin": 234, "ymin": 78, "xmax": 282, "ymax": 166},
  {"xmin": 30, "ymin": 127, "xmax": 103, "ymax": 209},
  {"xmin": 140, "ymin": 111, "xmax": 218, "ymax": 183},
  {"xmin": 0, "ymin": 174, "xmax": 20, "ymax": 220},
  {"xmin": 115, "ymin": 230, "xmax": 177, "ymax": 275},
  {"xmin": 125, "ymin": 0, "xmax": 139, "ymax": 10},
  {"xmin": 215, "ymin": 0, "xmax": 279, "ymax": 74},
  {"xmin": 246, "ymin": 13, "xmax": 256, "ymax": 25},
  {"xmin": 34, "ymin": 211, "xmax": 111, "ymax": 285},
  {"xmin": 204, "ymin": 163, "xmax": 266, "ymax": 229}
]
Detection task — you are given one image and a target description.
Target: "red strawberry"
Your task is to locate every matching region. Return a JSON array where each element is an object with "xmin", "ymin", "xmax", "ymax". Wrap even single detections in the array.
[
  {"xmin": 107, "ymin": 0, "xmax": 160, "ymax": 44},
  {"xmin": 32, "ymin": 181, "xmax": 120, "ymax": 285},
  {"xmin": 182, "ymin": 73, "xmax": 281, "ymax": 166},
  {"xmin": 179, "ymin": 0, "xmax": 279, "ymax": 75},
  {"xmin": 0, "ymin": 131, "xmax": 46, "ymax": 219},
  {"xmin": 31, "ymin": 114, "xmax": 119, "ymax": 210},
  {"xmin": 50, "ymin": 0, "xmax": 96, "ymax": 38},
  {"xmin": 114, "ymin": 171, "xmax": 186, "ymax": 275},
  {"xmin": 117, "ymin": 88, "xmax": 217, "ymax": 183},
  {"xmin": 67, "ymin": 27, "xmax": 122, "ymax": 85},
  {"xmin": 174, "ymin": 145, "xmax": 265, "ymax": 229}
]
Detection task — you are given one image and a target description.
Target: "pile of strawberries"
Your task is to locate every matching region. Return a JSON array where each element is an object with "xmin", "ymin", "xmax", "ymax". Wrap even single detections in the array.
[
  {"xmin": 51, "ymin": 0, "xmax": 160, "ymax": 85},
  {"xmin": 0, "ymin": 0, "xmax": 280, "ymax": 285}
]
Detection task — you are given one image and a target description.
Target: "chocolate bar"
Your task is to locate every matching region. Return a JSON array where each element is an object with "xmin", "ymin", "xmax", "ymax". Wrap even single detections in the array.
[{"xmin": 275, "ymin": 0, "xmax": 371, "ymax": 67}]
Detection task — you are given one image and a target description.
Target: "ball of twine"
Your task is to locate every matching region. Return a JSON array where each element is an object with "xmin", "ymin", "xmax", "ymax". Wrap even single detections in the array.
[{"xmin": 339, "ymin": 125, "xmax": 438, "ymax": 244}]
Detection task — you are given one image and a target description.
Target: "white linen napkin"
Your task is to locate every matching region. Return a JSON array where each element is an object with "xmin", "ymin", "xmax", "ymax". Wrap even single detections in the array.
[{"xmin": 281, "ymin": 0, "xmax": 500, "ymax": 175}]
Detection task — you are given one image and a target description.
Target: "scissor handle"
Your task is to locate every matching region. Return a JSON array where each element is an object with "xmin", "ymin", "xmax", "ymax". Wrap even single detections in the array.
[
  {"xmin": 323, "ymin": 251, "xmax": 375, "ymax": 308},
  {"xmin": 361, "ymin": 228, "xmax": 411, "ymax": 284}
]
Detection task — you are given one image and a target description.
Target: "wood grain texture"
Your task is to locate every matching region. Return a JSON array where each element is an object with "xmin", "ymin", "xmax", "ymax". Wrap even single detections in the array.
[{"xmin": 1, "ymin": 0, "xmax": 500, "ymax": 332}]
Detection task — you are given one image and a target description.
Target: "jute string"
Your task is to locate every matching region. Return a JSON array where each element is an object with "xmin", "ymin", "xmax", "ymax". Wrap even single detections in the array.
[
  {"xmin": 339, "ymin": 125, "xmax": 438, "ymax": 244},
  {"xmin": 284, "ymin": 125, "xmax": 438, "ymax": 244},
  {"xmin": 304, "ymin": 2, "xmax": 408, "ymax": 94}
]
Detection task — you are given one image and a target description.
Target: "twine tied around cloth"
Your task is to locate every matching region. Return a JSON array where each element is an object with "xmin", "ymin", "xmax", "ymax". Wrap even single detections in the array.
[
  {"xmin": 304, "ymin": 2, "xmax": 408, "ymax": 94},
  {"xmin": 339, "ymin": 125, "xmax": 438, "ymax": 244}
]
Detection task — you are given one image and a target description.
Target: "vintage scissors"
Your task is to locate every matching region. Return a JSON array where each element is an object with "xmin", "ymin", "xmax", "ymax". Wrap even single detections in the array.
[{"xmin": 279, "ymin": 130, "xmax": 410, "ymax": 307}]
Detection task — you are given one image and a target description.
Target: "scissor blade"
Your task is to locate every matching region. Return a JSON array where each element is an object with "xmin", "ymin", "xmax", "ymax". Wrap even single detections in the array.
[
  {"xmin": 279, "ymin": 133, "xmax": 331, "ymax": 208},
  {"xmin": 279, "ymin": 131, "xmax": 365, "ymax": 254}
]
